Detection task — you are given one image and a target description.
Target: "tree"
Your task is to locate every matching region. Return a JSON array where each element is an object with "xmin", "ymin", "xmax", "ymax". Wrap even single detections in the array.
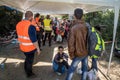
[
  {"xmin": 0, "ymin": 6, "xmax": 23, "ymax": 37},
  {"xmin": 85, "ymin": 10, "xmax": 120, "ymax": 41},
  {"xmin": 62, "ymin": 14, "xmax": 68, "ymax": 19}
]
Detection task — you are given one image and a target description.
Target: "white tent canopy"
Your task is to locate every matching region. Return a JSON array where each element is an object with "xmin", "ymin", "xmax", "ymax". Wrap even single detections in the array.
[
  {"xmin": 0, "ymin": 0, "xmax": 120, "ymax": 76},
  {"xmin": 0, "ymin": 0, "xmax": 120, "ymax": 14}
]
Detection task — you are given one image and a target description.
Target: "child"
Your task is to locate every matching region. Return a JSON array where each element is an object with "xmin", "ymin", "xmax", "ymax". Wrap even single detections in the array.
[{"xmin": 53, "ymin": 46, "xmax": 69, "ymax": 75}]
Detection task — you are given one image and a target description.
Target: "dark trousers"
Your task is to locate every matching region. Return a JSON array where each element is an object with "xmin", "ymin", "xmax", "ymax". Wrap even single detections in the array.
[
  {"xmin": 54, "ymin": 30, "xmax": 57, "ymax": 41},
  {"xmin": 54, "ymin": 33, "xmax": 57, "ymax": 42},
  {"xmin": 37, "ymin": 33, "xmax": 41, "ymax": 48},
  {"xmin": 57, "ymin": 60, "xmax": 69, "ymax": 73},
  {"xmin": 64, "ymin": 30, "xmax": 68, "ymax": 40},
  {"xmin": 24, "ymin": 52, "xmax": 35, "ymax": 76},
  {"xmin": 92, "ymin": 58, "xmax": 98, "ymax": 71},
  {"xmin": 62, "ymin": 35, "xmax": 64, "ymax": 43},
  {"xmin": 43, "ymin": 31, "xmax": 52, "ymax": 46}
]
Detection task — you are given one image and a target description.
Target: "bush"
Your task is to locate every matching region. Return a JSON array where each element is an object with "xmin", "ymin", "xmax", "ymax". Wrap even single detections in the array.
[
  {"xmin": 0, "ymin": 6, "xmax": 23, "ymax": 37},
  {"xmin": 85, "ymin": 10, "xmax": 120, "ymax": 41}
]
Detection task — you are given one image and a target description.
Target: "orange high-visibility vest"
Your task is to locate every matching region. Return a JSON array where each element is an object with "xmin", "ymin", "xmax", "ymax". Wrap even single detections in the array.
[
  {"xmin": 32, "ymin": 18, "xmax": 40, "ymax": 31},
  {"xmin": 16, "ymin": 20, "xmax": 36, "ymax": 52},
  {"xmin": 35, "ymin": 17, "xmax": 39, "ymax": 23}
]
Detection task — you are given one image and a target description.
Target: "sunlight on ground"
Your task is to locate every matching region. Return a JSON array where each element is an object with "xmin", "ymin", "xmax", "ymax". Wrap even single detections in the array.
[
  {"xmin": 33, "ymin": 61, "xmax": 52, "ymax": 66},
  {"xmin": 34, "ymin": 46, "xmax": 72, "ymax": 67},
  {"xmin": 0, "ymin": 47, "xmax": 70, "ymax": 68},
  {"xmin": 1, "ymin": 47, "xmax": 72, "ymax": 68},
  {"xmin": 52, "ymin": 47, "xmax": 58, "ymax": 61},
  {"xmin": 5, "ymin": 58, "xmax": 24, "ymax": 63}
]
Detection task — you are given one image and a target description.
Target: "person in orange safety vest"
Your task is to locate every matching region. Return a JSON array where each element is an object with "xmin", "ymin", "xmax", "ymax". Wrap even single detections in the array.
[
  {"xmin": 32, "ymin": 13, "xmax": 40, "ymax": 31},
  {"xmin": 33, "ymin": 13, "xmax": 42, "ymax": 48},
  {"xmin": 16, "ymin": 11, "xmax": 40, "ymax": 78}
]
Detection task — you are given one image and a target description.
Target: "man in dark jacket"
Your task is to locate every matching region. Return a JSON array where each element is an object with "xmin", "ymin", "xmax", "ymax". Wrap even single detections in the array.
[{"xmin": 66, "ymin": 8, "xmax": 88, "ymax": 80}]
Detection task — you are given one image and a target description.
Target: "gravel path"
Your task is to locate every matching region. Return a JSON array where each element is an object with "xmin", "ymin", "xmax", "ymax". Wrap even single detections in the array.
[{"xmin": 0, "ymin": 42, "xmax": 120, "ymax": 80}]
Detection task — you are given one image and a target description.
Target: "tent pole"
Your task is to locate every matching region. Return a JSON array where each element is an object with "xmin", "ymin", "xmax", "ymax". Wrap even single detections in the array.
[
  {"xmin": 22, "ymin": 11, "xmax": 26, "ymax": 20},
  {"xmin": 107, "ymin": 5, "xmax": 119, "ymax": 75},
  {"xmin": 68, "ymin": 14, "xmax": 73, "ymax": 20}
]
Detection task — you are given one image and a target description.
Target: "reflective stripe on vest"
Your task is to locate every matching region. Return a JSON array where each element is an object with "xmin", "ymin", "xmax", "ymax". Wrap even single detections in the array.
[
  {"xmin": 44, "ymin": 19, "xmax": 52, "ymax": 31},
  {"xmin": 20, "ymin": 42, "xmax": 33, "ymax": 46},
  {"xmin": 18, "ymin": 36, "xmax": 30, "ymax": 40},
  {"xmin": 44, "ymin": 26, "xmax": 52, "ymax": 31}
]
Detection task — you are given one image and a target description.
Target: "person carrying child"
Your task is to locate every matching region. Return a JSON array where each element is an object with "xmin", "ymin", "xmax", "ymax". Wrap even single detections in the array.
[
  {"xmin": 56, "ymin": 24, "xmax": 65, "ymax": 43},
  {"xmin": 88, "ymin": 25, "xmax": 105, "ymax": 71},
  {"xmin": 85, "ymin": 25, "xmax": 105, "ymax": 80},
  {"xmin": 53, "ymin": 46, "xmax": 69, "ymax": 75}
]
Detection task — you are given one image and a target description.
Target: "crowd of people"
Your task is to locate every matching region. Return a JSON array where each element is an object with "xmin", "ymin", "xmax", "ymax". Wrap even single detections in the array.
[
  {"xmin": 33, "ymin": 13, "xmax": 71, "ymax": 49},
  {"xmin": 16, "ymin": 8, "xmax": 105, "ymax": 80}
]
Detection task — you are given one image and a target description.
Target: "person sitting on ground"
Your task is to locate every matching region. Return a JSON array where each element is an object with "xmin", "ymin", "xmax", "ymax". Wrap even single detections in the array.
[{"xmin": 53, "ymin": 46, "xmax": 69, "ymax": 75}]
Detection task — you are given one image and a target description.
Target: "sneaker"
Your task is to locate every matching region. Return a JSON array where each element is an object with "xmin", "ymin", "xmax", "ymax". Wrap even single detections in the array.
[
  {"xmin": 40, "ymin": 48, "xmax": 42, "ymax": 51},
  {"xmin": 27, "ymin": 73, "xmax": 37, "ymax": 78},
  {"xmin": 42, "ymin": 42, "xmax": 45, "ymax": 46},
  {"xmin": 56, "ymin": 72, "xmax": 62, "ymax": 76},
  {"xmin": 43, "ymin": 44, "xmax": 45, "ymax": 46},
  {"xmin": 49, "ymin": 44, "xmax": 51, "ymax": 47}
]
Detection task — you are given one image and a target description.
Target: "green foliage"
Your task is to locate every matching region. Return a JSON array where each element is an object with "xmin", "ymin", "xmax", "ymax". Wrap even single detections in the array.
[
  {"xmin": 85, "ymin": 10, "xmax": 120, "ymax": 41},
  {"xmin": 62, "ymin": 14, "xmax": 68, "ymax": 19},
  {"xmin": 0, "ymin": 6, "xmax": 23, "ymax": 37}
]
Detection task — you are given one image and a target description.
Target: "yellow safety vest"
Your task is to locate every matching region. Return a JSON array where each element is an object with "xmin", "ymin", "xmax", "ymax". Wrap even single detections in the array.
[
  {"xmin": 43, "ymin": 19, "xmax": 52, "ymax": 31},
  {"xmin": 91, "ymin": 27, "xmax": 105, "ymax": 58}
]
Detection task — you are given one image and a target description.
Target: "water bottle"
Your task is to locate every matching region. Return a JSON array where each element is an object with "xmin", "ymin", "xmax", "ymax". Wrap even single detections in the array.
[{"xmin": 0, "ymin": 63, "xmax": 5, "ymax": 70}]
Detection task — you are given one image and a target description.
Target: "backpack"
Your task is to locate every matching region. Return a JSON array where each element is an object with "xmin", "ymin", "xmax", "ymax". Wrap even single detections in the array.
[
  {"xmin": 87, "ymin": 69, "xmax": 98, "ymax": 80},
  {"xmin": 86, "ymin": 23, "xmax": 105, "ymax": 57}
]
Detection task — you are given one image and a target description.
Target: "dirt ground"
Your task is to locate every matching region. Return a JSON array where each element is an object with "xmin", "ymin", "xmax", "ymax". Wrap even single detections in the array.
[{"xmin": 0, "ymin": 41, "xmax": 120, "ymax": 80}]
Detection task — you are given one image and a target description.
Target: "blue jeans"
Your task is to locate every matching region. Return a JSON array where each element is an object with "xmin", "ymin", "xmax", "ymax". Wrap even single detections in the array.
[
  {"xmin": 66, "ymin": 56, "xmax": 88, "ymax": 80},
  {"xmin": 92, "ymin": 58, "xmax": 98, "ymax": 71}
]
